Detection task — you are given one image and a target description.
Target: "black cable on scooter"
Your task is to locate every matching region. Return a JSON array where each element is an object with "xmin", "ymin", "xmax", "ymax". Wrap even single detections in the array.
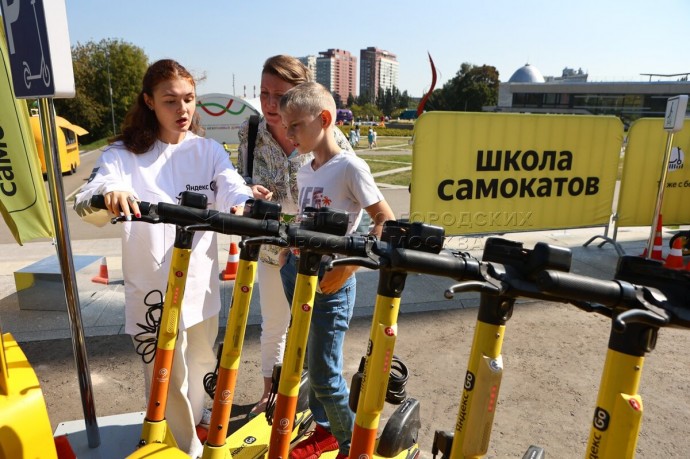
[
  {"xmin": 133, "ymin": 289, "xmax": 164, "ymax": 364},
  {"xmin": 386, "ymin": 356, "xmax": 409, "ymax": 404},
  {"xmin": 264, "ymin": 364, "xmax": 281, "ymax": 425},
  {"xmin": 203, "ymin": 343, "xmax": 223, "ymax": 399}
]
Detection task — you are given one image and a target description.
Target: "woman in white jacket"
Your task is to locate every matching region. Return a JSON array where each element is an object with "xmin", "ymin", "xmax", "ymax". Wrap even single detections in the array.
[{"xmin": 74, "ymin": 59, "xmax": 251, "ymax": 457}]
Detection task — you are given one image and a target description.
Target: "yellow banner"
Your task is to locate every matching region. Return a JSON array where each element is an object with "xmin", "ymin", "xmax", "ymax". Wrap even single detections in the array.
[
  {"xmin": 617, "ymin": 118, "xmax": 690, "ymax": 227},
  {"xmin": 410, "ymin": 112, "xmax": 624, "ymax": 235},
  {"xmin": 0, "ymin": 23, "xmax": 53, "ymax": 245}
]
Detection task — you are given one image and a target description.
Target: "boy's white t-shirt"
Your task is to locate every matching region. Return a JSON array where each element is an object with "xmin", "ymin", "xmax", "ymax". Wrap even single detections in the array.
[{"xmin": 296, "ymin": 151, "xmax": 384, "ymax": 234}]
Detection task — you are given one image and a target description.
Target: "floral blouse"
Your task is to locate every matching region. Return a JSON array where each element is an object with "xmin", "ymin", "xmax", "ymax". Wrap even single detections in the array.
[{"xmin": 237, "ymin": 117, "xmax": 353, "ymax": 265}]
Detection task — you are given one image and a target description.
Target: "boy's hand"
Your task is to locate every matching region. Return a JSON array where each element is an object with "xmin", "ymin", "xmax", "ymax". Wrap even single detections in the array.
[
  {"xmin": 251, "ymin": 184, "xmax": 273, "ymax": 201},
  {"xmin": 319, "ymin": 265, "xmax": 357, "ymax": 294}
]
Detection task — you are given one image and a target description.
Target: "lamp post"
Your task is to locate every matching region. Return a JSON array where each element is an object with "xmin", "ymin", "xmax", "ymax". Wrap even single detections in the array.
[{"xmin": 104, "ymin": 46, "xmax": 116, "ymax": 135}]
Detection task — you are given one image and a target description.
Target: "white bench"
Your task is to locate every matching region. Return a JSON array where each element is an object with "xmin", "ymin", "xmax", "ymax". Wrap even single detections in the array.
[{"xmin": 14, "ymin": 255, "xmax": 102, "ymax": 311}]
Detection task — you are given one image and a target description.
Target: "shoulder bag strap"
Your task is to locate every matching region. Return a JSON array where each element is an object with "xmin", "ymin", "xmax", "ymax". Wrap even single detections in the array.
[{"xmin": 245, "ymin": 115, "xmax": 260, "ymax": 183}]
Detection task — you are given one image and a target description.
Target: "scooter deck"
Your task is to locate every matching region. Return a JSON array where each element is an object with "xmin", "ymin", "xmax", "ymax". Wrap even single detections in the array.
[
  {"xmin": 225, "ymin": 409, "xmax": 313, "ymax": 459},
  {"xmin": 317, "ymin": 442, "xmax": 420, "ymax": 459}
]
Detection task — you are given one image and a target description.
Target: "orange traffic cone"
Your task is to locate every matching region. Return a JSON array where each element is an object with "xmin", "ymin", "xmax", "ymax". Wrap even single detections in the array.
[
  {"xmin": 91, "ymin": 257, "xmax": 110, "ymax": 284},
  {"xmin": 650, "ymin": 215, "xmax": 665, "ymax": 261},
  {"xmin": 220, "ymin": 242, "xmax": 239, "ymax": 281},
  {"xmin": 665, "ymin": 237, "xmax": 685, "ymax": 269}
]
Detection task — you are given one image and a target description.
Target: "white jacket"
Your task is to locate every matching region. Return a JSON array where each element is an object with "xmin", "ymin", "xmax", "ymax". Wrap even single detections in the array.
[{"xmin": 74, "ymin": 132, "xmax": 252, "ymax": 334}]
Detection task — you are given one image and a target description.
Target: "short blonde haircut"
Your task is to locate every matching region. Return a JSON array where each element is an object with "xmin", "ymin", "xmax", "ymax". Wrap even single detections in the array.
[{"xmin": 279, "ymin": 82, "xmax": 336, "ymax": 124}]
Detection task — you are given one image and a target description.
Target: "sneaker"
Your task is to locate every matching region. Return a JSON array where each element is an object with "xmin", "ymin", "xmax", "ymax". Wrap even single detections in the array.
[
  {"xmin": 199, "ymin": 408, "xmax": 212, "ymax": 429},
  {"xmin": 289, "ymin": 424, "xmax": 339, "ymax": 459},
  {"xmin": 195, "ymin": 424, "xmax": 209, "ymax": 443}
]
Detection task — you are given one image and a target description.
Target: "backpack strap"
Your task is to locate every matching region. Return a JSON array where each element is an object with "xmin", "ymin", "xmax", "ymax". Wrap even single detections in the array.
[{"xmin": 245, "ymin": 115, "xmax": 260, "ymax": 183}]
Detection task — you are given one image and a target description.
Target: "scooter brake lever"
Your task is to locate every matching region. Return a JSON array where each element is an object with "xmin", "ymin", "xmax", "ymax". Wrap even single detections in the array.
[
  {"xmin": 183, "ymin": 224, "xmax": 214, "ymax": 232},
  {"xmin": 328, "ymin": 257, "xmax": 380, "ymax": 271},
  {"xmin": 613, "ymin": 286, "xmax": 671, "ymax": 332},
  {"xmin": 613, "ymin": 308, "xmax": 670, "ymax": 333},
  {"xmin": 445, "ymin": 280, "xmax": 501, "ymax": 299},
  {"xmin": 240, "ymin": 236, "xmax": 288, "ymax": 248},
  {"xmin": 110, "ymin": 215, "xmax": 160, "ymax": 225}
]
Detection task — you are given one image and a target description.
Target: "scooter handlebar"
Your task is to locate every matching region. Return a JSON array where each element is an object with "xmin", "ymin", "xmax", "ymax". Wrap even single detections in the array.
[
  {"xmin": 286, "ymin": 227, "xmax": 371, "ymax": 257},
  {"xmin": 536, "ymin": 270, "xmax": 633, "ymax": 307},
  {"xmin": 537, "ymin": 269, "xmax": 679, "ymax": 330},
  {"xmin": 89, "ymin": 194, "xmax": 153, "ymax": 216},
  {"xmin": 387, "ymin": 248, "xmax": 482, "ymax": 280},
  {"xmin": 89, "ymin": 195, "xmax": 282, "ymax": 238}
]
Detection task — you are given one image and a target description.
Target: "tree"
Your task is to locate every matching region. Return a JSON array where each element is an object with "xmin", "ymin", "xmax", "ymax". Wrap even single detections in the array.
[
  {"xmin": 54, "ymin": 39, "xmax": 148, "ymax": 142},
  {"xmin": 375, "ymin": 85, "xmax": 410, "ymax": 116},
  {"xmin": 350, "ymin": 102, "xmax": 382, "ymax": 121},
  {"xmin": 436, "ymin": 63, "xmax": 499, "ymax": 111},
  {"xmin": 356, "ymin": 91, "xmax": 372, "ymax": 106},
  {"xmin": 399, "ymin": 90, "xmax": 410, "ymax": 110}
]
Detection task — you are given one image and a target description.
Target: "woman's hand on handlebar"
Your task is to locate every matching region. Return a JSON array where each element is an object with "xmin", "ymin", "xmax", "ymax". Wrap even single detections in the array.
[{"xmin": 104, "ymin": 191, "xmax": 140, "ymax": 221}]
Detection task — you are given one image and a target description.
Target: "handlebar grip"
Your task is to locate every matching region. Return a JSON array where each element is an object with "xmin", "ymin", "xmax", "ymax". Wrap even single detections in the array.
[
  {"xmin": 287, "ymin": 228, "xmax": 369, "ymax": 257},
  {"xmin": 155, "ymin": 202, "xmax": 282, "ymax": 237},
  {"xmin": 388, "ymin": 248, "xmax": 482, "ymax": 280},
  {"xmin": 89, "ymin": 194, "xmax": 153, "ymax": 215},
  {"xmin": 90, "ymin": 194, "xmax": 106, "ymax": 210},
  {"xmin": 537, "ymin": 270, "xmax": 626, "ymax": 306}
]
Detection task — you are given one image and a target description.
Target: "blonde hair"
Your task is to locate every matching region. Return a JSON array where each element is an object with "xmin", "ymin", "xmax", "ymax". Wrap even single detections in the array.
[
  {"xmin": 262, "ymin": 55, "xmax": 311, "ymax": 85},
  {"xmin": 279, "ymin": 82, "xmax": 336, "ymax": 122}
]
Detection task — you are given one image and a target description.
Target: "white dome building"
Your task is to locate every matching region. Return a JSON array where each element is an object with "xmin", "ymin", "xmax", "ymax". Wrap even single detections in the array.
[{"xmin": 508, "ymin": 63, "xmax": 545, "ymax": 83}]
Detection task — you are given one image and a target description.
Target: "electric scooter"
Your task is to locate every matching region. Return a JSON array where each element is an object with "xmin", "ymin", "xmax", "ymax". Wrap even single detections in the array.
[
  {"xmin": 537, "ymin": 255, "xmax": 690, "ymax": 459},
  {"xmin": 382, "ymin": 237, "xmax": 575, "ymax": 459},
  {"xmin": 201, "ymin": 198, "xmax": 313, "ymax": 459},
  {"xmin": 386, "ymin": 237, "xmax": 690, "ymax": 458},
  {"xmin": 89, "ymin": 193, "xmax": 314, "ymax": 457},
  {"xmin": 268, "ymin": 219, "xmax": 445, "ymax": 459}
]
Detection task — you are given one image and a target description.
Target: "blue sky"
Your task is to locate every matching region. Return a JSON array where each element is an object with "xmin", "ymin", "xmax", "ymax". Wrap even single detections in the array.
[{"xmin": 62, "ymin": 0, "xmax": 689, "ymax": 97}]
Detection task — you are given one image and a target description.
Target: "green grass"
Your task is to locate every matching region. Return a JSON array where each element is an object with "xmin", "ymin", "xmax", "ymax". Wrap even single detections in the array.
[
  {"xmin": 352, "ymin": 136, "xmax": 412, "ymax": 151},
  {"xmin": 360, "ymin": 155, "xmax": 411, "ymax": 174},
  {"xmin": 80, "ymin": 138, "xmax": 109, "ymax": 152},
  {"xmin": 357, "ymin": 154, "xmax": 412, "ymax": 186},
  {"xmin": 378, "ymin": 170, "xmax": 411, "ymax": 186},
  {"xmin": 358, "ymin": 154, "xmax": 411, "ymax": 162}
]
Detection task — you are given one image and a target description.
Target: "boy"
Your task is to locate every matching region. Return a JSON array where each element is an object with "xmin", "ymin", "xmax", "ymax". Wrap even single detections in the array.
[{"xmin": 278, "ymin": 82, "xmax": 395, "ymax": 459}]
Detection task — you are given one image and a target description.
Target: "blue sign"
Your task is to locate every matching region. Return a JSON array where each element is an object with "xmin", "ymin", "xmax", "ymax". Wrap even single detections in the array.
[{"xmin": 0, "ymin": 0, "xmax": 55, "ymax": 98}]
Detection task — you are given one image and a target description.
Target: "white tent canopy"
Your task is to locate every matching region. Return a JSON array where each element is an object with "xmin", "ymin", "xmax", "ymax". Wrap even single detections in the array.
[{"xmin": 197, "ymin": 93, "xmax": 261, "ymax": 145}]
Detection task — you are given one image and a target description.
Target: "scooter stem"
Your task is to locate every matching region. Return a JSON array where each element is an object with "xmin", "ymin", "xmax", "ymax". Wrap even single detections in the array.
[
  {"xmin": 349, "ymin": 270, "xmax": 405, "ymax": 458},
  {"xmin": 203, "ymin": 242, "xmax": 259, "ymax": 451},
  {"xmin": 268, "ymin": 253, "xmax": 321, "ymax": 459}
]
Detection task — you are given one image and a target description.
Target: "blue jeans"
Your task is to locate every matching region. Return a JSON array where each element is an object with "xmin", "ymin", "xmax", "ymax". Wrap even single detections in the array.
[{"xmin": 280, "ymin": 252, "xmax": 356, "ymax": 455}]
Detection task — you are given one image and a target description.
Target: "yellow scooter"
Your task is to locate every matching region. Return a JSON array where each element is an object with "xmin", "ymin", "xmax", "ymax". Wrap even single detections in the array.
[
  {"xmin": 201, "ymin": 198, "xmax": 312, "ymax": 459},
  {"xmin": 386, "ymin": 236, "xmax": 690, "ymax": 458},
  {"xmin": 383, "ymin": 237, "xmax": 573, "ymax": 459},
  {"xmin": 90, "ymin": 193, "xmax": 313, "ymax": 457},
  {"xmin": 269, "ymin": 219, "xmax": 445, "ymax": 459},
  {"xmin": 538, "ymin": 255, "xmax": 690, "ymax": 459}
]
